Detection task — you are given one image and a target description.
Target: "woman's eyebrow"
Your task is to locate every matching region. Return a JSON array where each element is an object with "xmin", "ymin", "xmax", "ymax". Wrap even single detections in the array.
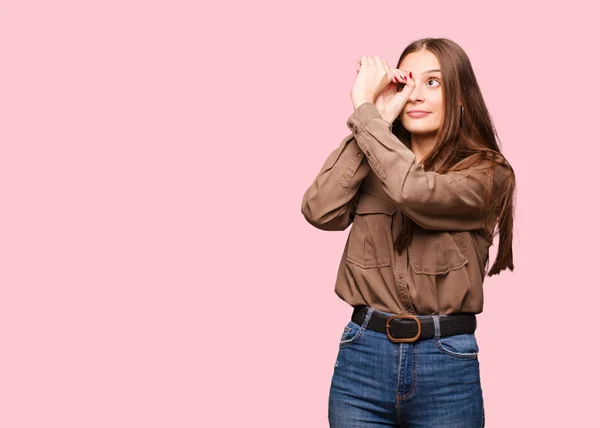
[{"xmin": 422, "ymin": 69, "xmax": 442, "ymax": 75}]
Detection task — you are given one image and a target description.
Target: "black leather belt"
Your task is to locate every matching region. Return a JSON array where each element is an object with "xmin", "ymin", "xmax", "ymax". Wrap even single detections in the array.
[{"xmin": 352, "ymin": 305, "xmax": 477, "ymax": 343}]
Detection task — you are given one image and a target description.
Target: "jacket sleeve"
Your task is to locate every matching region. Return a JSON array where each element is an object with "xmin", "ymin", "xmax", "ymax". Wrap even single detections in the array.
[
  {"xmin": 301, "ymin": 133, "xmax": 371, "ymax": 231},
  {"xmin": 346, "ymin": 101, "xmax": 510, "ymax": 231}
]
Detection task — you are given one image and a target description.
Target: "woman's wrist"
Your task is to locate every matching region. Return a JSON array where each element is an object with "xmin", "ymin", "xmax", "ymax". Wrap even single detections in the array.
[
  {"xmin": 382, "ymin": 116, "xmax": 395, "ymax": 126},
  {"xmin": 352, "ymin": 97, "xmax": 374, "ymax": 111}
]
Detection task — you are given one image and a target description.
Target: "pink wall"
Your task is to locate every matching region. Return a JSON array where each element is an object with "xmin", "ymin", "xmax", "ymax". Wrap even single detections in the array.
[{"xmin": 0, "ymin": 0, "xmax": 596, "ymax": 426}]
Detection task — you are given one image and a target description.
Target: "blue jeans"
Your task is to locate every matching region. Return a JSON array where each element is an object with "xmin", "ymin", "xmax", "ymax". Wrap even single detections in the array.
[{"xmin": 328, "ymin": 307, "xmax": 485, "ymax": 427}]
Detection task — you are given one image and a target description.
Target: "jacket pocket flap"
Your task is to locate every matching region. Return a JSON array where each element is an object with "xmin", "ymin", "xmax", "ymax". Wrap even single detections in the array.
[{"xmin": 355, "ymin": 193, "xmax": 397, "ymax": 216}]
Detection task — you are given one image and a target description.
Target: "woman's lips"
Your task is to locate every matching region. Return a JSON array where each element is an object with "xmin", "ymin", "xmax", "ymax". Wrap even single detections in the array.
[{"xmin": 407, "ymin": 111, "xmax": 430, "ymax": 118}]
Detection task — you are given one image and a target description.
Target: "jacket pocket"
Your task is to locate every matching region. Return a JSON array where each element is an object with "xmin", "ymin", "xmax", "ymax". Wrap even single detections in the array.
[
  {"xmin": 346, "ymin": 193, "xmax": 396, "ymax": 269},
  {"xmin": 408, "ymin": 228, "xmax": 468, "ymax": 275}
]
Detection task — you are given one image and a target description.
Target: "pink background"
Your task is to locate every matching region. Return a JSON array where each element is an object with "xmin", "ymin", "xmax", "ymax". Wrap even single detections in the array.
[{"xmin": 1, "ymin": 0, "xmax": 597, "ymax": 426}]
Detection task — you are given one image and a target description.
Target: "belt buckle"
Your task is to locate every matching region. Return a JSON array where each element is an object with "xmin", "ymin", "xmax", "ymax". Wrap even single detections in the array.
[{"xmin": 385, "ymin": 314, "xmax": 421, "ymax": 343}]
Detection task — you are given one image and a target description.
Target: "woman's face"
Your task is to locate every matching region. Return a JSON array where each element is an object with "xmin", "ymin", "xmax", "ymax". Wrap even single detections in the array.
[{"xmin": 398, "ymin": 50, "xmax": 444, "ymax": 136}]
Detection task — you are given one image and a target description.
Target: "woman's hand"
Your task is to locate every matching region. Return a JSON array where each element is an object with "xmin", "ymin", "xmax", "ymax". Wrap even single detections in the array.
[
  {"xmin": 374, "ymin": 67, "xmax": 415, "ymax": 125},
  {"xmin": 352, "ymin": 56, "xmax": 415, "ymax": 124}
]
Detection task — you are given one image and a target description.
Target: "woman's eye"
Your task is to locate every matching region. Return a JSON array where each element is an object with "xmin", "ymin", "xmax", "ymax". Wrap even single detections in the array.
[{"xmin": 427, "ymin": 78, "xmax": 441, "ymax": 87}]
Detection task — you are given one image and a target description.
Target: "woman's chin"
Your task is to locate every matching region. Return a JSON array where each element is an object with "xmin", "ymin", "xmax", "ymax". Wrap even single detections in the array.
[{"xmin": 404, "ymin": 125, "xmax": 438, "ymax": 134}]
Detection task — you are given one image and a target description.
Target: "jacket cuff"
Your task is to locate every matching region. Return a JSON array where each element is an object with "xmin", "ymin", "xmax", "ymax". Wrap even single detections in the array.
[{"xmin": 347, "ymin": 102, "xmax": 389, "ymax": 134}]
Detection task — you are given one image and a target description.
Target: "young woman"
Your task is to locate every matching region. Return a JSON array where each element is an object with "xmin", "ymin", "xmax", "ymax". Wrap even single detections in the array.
[{"xmin": 301, "ymin": 38, "xmax": 516, "ymax": 427}]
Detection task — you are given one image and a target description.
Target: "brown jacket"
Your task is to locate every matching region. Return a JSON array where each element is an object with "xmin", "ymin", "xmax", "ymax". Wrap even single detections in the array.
[{"xmin": 301, "ymin": 102, "xmax": 511, "ymax": 315}]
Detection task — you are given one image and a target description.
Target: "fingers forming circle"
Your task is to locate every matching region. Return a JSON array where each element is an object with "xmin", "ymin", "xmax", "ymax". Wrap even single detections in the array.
[{"xmin": 380, "ymin": 58, "xmax": 392, "ymax": 81}]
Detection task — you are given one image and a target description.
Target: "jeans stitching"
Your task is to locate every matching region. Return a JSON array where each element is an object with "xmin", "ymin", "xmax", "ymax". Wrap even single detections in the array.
[
  {"xmin": 340, "ymin": 325, "xmax": 352, "ymax": 342},
  {"xmin": 339, "ymin": 308, "xmax": 374, "ymax": 347},
  {"xmin": 339, "ymin": 323, "xmax": 365, "ymax": 347},
  {"xmin": 434, "ymin": 336, "xmax": 479, "ymax": 359},
  {"xmin": 395, "ymin": 342, "xmax": 402, "ymax": 398},
  {"xmin": 397, "ymin": 342, "xmax": 418, "ymax": 400}
]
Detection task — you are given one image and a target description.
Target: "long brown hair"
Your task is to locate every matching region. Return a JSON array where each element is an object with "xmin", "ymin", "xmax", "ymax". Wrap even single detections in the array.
[{"xmin": 390, "ymin": 37, "xmax": 516, "ymax": 276}]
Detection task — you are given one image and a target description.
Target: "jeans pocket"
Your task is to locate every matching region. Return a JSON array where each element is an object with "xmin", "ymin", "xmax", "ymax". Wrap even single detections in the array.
[
  {"xmin": 434, "ymin": 333, "xmax": 479, "ymax": 359},
  {"xmin": 339, "ymin": 321, "xmax": 366, "ymax": 348}
]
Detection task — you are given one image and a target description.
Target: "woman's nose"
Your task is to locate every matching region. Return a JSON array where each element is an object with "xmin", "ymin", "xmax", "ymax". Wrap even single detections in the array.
[{"xmin": 409, "ymin": 87, "xmax": 424, "ymax": 103}]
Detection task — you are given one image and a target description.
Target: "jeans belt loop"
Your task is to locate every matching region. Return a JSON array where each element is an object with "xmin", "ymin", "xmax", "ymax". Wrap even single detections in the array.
[{"xmin": 432, "ymin": 315, "xmax": 441, "ymax": 339}]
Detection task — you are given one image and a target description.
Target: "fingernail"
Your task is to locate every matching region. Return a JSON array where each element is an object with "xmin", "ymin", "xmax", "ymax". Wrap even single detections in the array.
[{"xmin": 409, "ymin": 71, "xmax": 413, "ymax": 79}]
